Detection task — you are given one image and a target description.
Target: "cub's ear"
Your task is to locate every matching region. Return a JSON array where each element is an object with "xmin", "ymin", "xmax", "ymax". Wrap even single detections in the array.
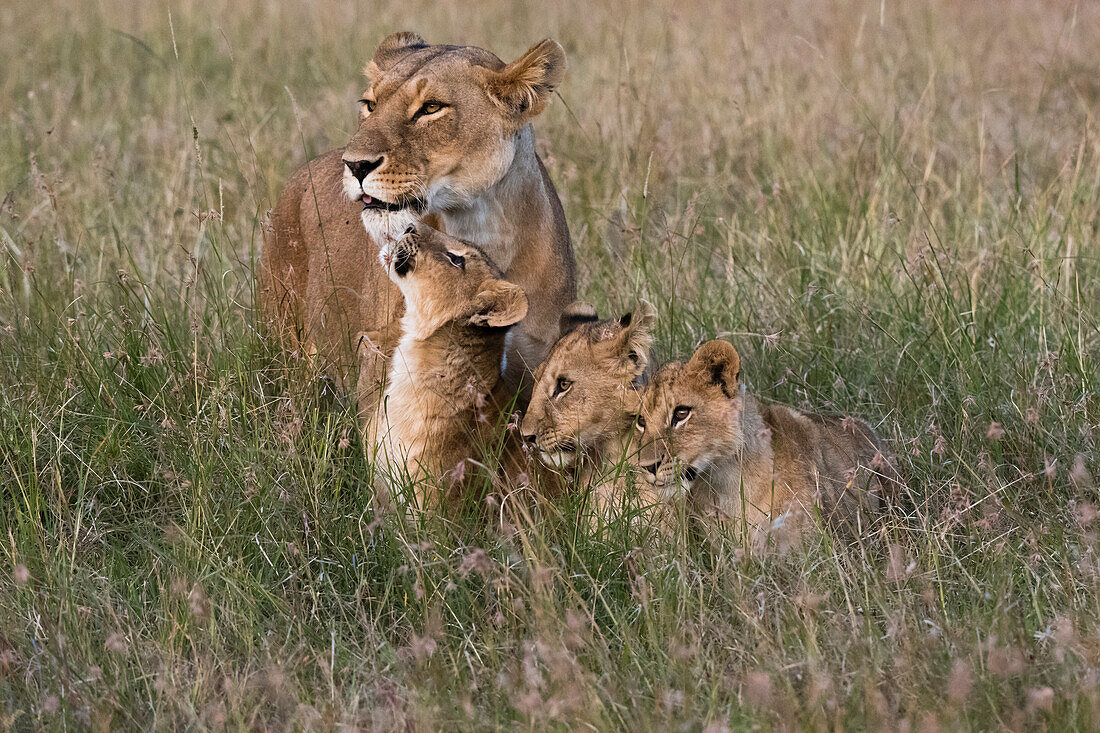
[
  {"xmin": 483, "ymin": 38, "xmax": 566, "ymax": 121},
  {"xmin": 366, "ymin": 32, "xmax": 427, "ymax": 78},
  {"xmin": 686, "ymin": 340, "xmax": 740, "ymax": 398},
  {"xmin": 559, "ymin": 301, "xmax": 599, "ymax": 336},
  {"xmin": 468, "ymin": 279, "xmax": 529, "ymax": 328},
  {"xmin": 614, "ymin": 300, "xmax": 657, "ymax": 377}
]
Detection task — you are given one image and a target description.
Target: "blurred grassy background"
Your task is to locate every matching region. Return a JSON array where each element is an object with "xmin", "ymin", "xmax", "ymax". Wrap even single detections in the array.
[{"xmin": 1, "ymin": 0, "xmax": 1098, "ymax": 729}]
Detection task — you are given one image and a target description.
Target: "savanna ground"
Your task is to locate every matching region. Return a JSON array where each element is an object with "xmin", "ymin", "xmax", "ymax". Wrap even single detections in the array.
[{"xmin": 1, "ymin": 0, "xmax": 1099, "ymax": 729}]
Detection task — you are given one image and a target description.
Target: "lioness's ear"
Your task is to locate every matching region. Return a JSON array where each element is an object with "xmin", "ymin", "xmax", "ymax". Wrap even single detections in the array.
[
  {"xmin": 686, "ymin": 340, "xmax": 740, "ymax": 399},
  {"xmin": 366, "ymin": 32, "xmax": 427, "ymax": 78},
  {"xmin": 483, "ymin": 39, "xmax": 566, "ymax": 121},
  {"xmin": 559, "ymin": 301, "xmax": 599, "ymax": 336},
  {"xmin": 614, "ymin": 300, "xmax": 657, "ymax": 377},
  {"xmin": 468, "ymin": 279, "xmax": 529, "ymax": 328}
]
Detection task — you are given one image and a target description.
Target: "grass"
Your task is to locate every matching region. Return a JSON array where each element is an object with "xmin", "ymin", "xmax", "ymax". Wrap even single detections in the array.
[{"xmin": 1, "ymin": 0, "xmax": 1098, "ymax": 729}]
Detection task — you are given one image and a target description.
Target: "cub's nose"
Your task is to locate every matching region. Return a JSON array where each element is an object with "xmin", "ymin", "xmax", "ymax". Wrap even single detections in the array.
[
  {"xmin": 521, "ymin": 432, "xmax": 537, "ymax": 445},
  {"xmin": 343, "ymin": 156, "xmax": 383, "ymax": 184}
]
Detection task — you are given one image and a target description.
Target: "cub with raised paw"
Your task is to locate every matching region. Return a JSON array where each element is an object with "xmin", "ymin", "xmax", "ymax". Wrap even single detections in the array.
[{"xmin": 369, "ymin": 223, "xmax": 528, "ymax": 516}]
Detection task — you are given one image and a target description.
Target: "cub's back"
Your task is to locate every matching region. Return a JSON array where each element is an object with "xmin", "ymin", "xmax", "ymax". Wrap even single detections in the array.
[{"xmin": 761, "ymin": 403, "xmax": 898, "ymax": 533}]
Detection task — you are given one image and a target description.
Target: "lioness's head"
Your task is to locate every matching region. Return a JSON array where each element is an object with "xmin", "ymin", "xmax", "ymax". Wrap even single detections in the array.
[
  {"xmin": 343, "ymin": 32, "xmax": 566, "ymax": 243},
  {"xmin": 520, "ymin": 301, "xmax": 656, "ymax": 469},
  {"xmin": 382, "ymin": 223, "xmax": 528, "ymax": 339},
  {"xmin": 635, "ymin": 340, "xmax": 745, "ymax": 493}
]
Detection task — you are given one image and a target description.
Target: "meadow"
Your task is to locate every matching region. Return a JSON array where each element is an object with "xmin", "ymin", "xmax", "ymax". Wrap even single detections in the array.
[{"xmin": 1, "ymin": 0, "xmax": 1098, "ymax": 729}]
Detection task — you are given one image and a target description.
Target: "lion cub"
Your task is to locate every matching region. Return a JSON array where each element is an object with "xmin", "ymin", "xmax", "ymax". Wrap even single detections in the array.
[
  {"xmin": 521, "ymin": 302, "xmax": 663, "ymax": 523},
  {"xmin": 635, "ymin": 340, "xmax": 897, "ymax": 545},
  {"xmin": 369, "ymin": 223, "xmax": 528, "ymax": 513}
]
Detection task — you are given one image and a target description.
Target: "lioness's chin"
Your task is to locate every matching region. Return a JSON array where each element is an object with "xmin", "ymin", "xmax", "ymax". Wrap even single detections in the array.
[
  {"xmin": 539, "ymin": 451, "xmax": 575, "ymax": 470},
  {"xmin": 363, "ymin": 209, "xmax": 421, "ymax": 255}
]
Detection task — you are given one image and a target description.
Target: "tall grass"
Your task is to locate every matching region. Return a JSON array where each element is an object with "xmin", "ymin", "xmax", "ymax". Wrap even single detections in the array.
[{"xmin": 1, "ymin": 0, "xmax": 1097, "ymax": 728}]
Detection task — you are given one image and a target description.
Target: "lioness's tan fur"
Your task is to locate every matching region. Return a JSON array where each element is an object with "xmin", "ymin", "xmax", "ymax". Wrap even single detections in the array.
[{"xmin": 259, "ymin": 33, "xmax": 575, "ymax": 419}]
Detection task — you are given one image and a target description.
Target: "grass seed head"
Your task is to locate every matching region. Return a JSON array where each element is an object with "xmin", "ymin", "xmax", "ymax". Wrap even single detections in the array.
[{"xmin": 13, "ymin": 564, "xmax": 30, "ymax": 585}]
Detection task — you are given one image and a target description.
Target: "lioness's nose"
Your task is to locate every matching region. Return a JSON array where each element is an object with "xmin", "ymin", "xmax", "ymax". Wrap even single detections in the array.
[
  {"xmin": 521, "ymin": 432, "xmax": 537, "ymax": 445},
  {"xmin": 344, "ymin": 156, "xmax": 383, "ymax": 184},
  {"xmin": 641, "ymin": 460, "xmax": 661, "ymax": 476}
]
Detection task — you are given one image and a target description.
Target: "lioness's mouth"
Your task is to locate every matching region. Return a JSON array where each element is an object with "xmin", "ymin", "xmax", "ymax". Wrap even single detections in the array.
[{"xmin": 361, "ymin": 193, "xmax": 423, "ymax": 213}]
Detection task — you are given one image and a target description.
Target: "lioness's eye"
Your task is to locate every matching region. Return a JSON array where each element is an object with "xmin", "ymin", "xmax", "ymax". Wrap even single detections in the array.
[
  {"xmin": 635, "ymin": 414, "xmax": 646, "ymax": 431},
  {"xmin": 553, "ymin": 377, "xmax": 572, "ymax": 397},
  {"xmin": 360, "ymin": 99, "xmax": 376, "ymax": 113},
  {"xmin": 671, "ymin": 406, "xmax": 692, "ymax": 427},
  {"xmin": 414, "ymin": 101, "xmax": 446, "ymax": 119},
  {"xmin": 444, "ymin": 251, "xmax": 465, "ymax": 268}
]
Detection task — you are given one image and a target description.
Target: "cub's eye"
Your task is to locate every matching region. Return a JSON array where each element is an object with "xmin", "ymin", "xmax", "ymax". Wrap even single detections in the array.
[
  {"xmin": 444, "ymin": 251, "xmax": 465, "ymax": 268},
  {"xmin": 360, "ymin": 99, "xmax": 376, "ymax": 113},
  {"xmin": 635, "ymin": 414, "xmax": 646, "ymax": 431},
  {"xmin": 552, "ymin": 377, "xmax": 573, "ymax": 398},
  {"xmin": 414, "ymin": 101, "xmax": 446, "ymax": 119},
  {"xmin": 671, "ymin": 405, "xmax": 692, "ymax": 427}
]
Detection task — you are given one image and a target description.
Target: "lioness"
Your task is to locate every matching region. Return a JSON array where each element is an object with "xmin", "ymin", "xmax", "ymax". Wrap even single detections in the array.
[
  {"xmin": 635, "ymin": 340, "xmax": 898, "ymax": 546},
  {"xmin": 369, "ymin": 223, "xmax": 528, "ymax": 514},
  {"xmin": 260, "ymin": 33, "xmax": 575, "ymax": 415},
  {"xmin": 520, "ymin": 302, "xmax": 660, "ymax": 523}
]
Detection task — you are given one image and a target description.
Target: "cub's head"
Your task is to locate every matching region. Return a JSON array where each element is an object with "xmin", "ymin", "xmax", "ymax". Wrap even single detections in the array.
[
  {"xmin": 521, "ymin": 302, "xmax": 656, "ymax": 469},
  {"xmin": 383, "ymin": 223, "xmax": 527, "ymax": 339},
  {"xmin": 635, "ymin": 340, "xmax": 745, "ymax": 493},
  {"xmin": 343, "ymin": 32, "xmax": 566, "ymax": 243}
]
